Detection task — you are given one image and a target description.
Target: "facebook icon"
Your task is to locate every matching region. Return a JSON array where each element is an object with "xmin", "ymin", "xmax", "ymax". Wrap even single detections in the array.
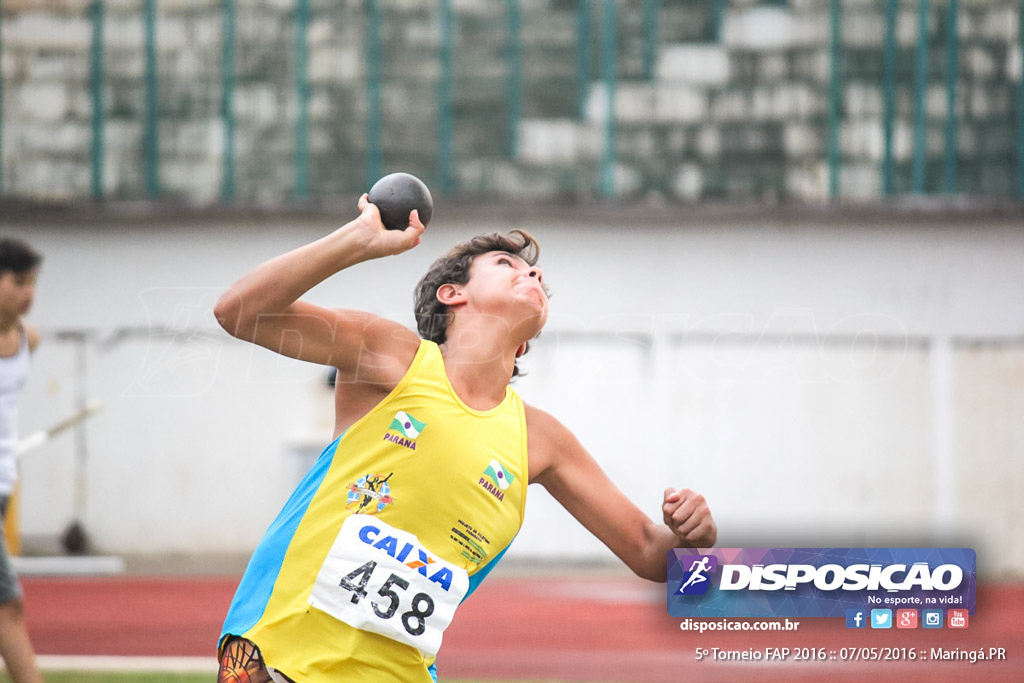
[{"xmin": 845, "ymin": 608, "xmax": 867, "ymax": 629}]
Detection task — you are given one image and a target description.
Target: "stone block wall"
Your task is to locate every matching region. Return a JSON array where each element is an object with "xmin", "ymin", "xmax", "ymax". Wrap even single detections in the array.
[{"xmin": 0, "ymin": 0, "xmax": 1020, "ymax": 205}]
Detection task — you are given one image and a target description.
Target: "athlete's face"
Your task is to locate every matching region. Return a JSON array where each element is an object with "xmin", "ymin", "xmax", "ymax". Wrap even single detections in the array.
[
  {"xmin": 463, "ymin": 251, "xmax": 549, "ymax": 334},
  {"xmin": 0, "ymin": 268, "xmax": 38, "ymax": 318}
]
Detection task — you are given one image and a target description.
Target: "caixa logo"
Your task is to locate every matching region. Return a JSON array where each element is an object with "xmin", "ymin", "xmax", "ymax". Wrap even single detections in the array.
[
  {"xmin": 357, "ymin": 523, "xmax": 455, "ymax": 591},
  {"xmin": 675, "ymin": 554, "xmax": 718, "ymax": 595}
]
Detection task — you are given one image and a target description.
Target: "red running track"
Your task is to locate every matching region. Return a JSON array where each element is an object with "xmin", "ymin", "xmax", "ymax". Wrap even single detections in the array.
[{"xmin": 24, "ymin": 573, "xmax": 1024, "ymax": 682}]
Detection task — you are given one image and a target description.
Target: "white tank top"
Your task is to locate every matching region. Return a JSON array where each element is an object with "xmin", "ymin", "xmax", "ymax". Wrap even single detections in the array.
[{"xmin": 0, "ymin": 329, "xmax": 31, "ymax": 495}]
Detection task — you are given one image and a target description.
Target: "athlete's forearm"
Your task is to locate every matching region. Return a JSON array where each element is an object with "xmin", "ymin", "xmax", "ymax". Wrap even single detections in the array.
[
  {"xmin": 213, "ymin": 223, "xmax": 370, "ymax": 339},
  {"xmin": 630, "ymin": 507, "xmax": 717, "ymax": 583},
  {"xmin": 629, "ymin": 524, "xmax": 685, "ymax": 582}
]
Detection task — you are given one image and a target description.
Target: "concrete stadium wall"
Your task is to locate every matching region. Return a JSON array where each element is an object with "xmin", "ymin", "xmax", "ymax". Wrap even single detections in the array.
[
  {"xmin": 3, "ymin": 205, "xmax": 1022, "ymax": 579},
  {"xmin": 1, "ymin": 0, "xmax": 1020, "ymax": 203}
]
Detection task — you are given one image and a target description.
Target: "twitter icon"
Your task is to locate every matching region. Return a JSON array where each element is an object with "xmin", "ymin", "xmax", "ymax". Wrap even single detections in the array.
[{"xmin": 870, "ymin": 609, "xmax": 892, "ymax": 629}]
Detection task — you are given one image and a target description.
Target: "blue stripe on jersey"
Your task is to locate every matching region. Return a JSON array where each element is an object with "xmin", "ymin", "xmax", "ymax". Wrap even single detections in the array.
[
  {"xmin": 462, "ymin": 537, "xmax": 514, "ymax": 601},
  {"xmin": 432, "ymin": 536, "xmax": 515, "ymax": 681},
  {"xmin": 220, "ymin": 436, "xmax": 342, "ymax": 640}
]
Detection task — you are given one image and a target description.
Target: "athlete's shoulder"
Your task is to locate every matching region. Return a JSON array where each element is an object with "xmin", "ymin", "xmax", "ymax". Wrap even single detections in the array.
[
  {"xmin": 25, "ymin": 324, "xmax": 40, "ymax": 352},
  {"xmin": 523, "ymin": 402, "xmax": 557, "ymax": 429},
  {"xmin": 523, "ymin": 403, "xmax": 584, "ymax": 482},
  {"xmin": 331, "ymin": 311, "xmax": 421, "ymax": 386}
]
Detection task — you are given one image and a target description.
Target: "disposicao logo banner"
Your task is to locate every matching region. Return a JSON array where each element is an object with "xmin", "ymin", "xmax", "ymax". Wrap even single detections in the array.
[{"xmin": 667, "ymin": 548, "xmax": 976, "ymax": 618}]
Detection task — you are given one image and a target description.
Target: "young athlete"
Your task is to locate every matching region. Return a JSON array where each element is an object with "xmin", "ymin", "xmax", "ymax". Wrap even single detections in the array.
[
  {"xmin": 0, "ymin": 238, "xmax": 43, "ymax": 683},
  {"xmin": 214, "ymin": 196, "xmax": 716, "ymax": 682}
]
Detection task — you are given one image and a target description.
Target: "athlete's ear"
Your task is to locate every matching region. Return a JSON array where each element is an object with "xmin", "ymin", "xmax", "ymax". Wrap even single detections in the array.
[
  {"xmin": 515, "ymin": 342, "xmax": 527, "ymax": 358},
  {"xmin": 437, "ymin": 284, "xmax": 465, "ymax": 305}
]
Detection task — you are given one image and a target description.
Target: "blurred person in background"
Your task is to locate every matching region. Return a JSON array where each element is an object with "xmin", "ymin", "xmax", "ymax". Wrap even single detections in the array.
[
  {"xmin": 0, "ymin": 238, "xmax": 43, "ymax": 683},
  {"xmin": 213, "ymin": 196, "xmax": 716, "ymax": 682}
]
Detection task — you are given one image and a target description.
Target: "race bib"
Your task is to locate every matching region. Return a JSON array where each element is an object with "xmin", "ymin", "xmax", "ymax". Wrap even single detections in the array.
[{"xmin": 309, "ymin": 515, "xmax": 469, "ymax": 656}]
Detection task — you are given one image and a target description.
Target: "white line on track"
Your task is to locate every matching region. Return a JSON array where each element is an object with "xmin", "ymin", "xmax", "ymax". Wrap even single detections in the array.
[{"xmin": 38, "ymin": 655, "xmax": 217, "ymax": 673}]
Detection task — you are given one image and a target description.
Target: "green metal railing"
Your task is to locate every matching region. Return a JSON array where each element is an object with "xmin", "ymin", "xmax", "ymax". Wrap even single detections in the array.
[
  {"xmin": 294, "ymin": 0, "xmax": 310, "ymax": 199},
  {"xmin": 1019, "ymin": 0, "xmax": 1024, "ymax": 197},
  {"xmin": 506, "ymin": 0, "xmax": 522, "ymax": 160},
  {"xmin": 364, "ymin": 0, "xmax": 383, "ymax": 187},
  {"xmin": 881, "ymin": 0, "xmax": 897, "ymax": 197},
  {"xmin": 943, "ymin": 0, "xmax": 958, "ymax": 194},
  {"xmin": 641, "ymin": 0, "xmax": 658, "ymax": 82},
  {"xmin": 827, "ymin": 0, "xmax": 842, "ymax": 201},
  {"xmin": 438, "ymin": 0, "xmax": 454, "ymax": 194},
  {"xmin": 144, "ymin": 0, "xmax": 160, "ymax": 199},
  {"xmin": 0, "ymin": 1, "xmax": 1021, "ymax": 204},
  {"xmin": 600, "ymin": 0, "xmax": 616, "ymax": 198},
  {"xmin": 911, "ymin": 0, "xmax": 930, "ymax": 194},
  {"xmin": 0, "ymin": 0, "xmax": 5, "ymax": 196},
  {"xmin": 89, "ymin": 1, "xmax": 104, "ymax": 200},
  {"xmin": 221, "ymin": 0, "xmax": 236, "ymax": 201},
  {"xmin": 712, "ymin": 0, "xmax": 726, "ymax": 42},
  {"xmin": 576, "ymin": 0, "xmax": 592, "ymax": 120}
]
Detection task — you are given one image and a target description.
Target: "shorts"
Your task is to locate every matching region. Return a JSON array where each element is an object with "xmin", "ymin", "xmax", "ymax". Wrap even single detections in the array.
[
  {"xmin": 0, "ymin": 495, "xmax": 24, "ymax": 604},
  {"xmin": 218, "ymin": 637, "xmax": 297, "ymax": 683}
]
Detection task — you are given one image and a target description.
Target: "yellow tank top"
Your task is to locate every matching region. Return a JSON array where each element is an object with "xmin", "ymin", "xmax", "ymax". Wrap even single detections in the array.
[{"xmin": 224, "ymin": 340, "xmax": 528, "ymax": 681}]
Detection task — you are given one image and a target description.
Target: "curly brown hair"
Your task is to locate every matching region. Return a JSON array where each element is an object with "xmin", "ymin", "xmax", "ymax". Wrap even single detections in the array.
[{"xmin": 413, "ymin": 229, "xmax": 543, "ymax": 377}]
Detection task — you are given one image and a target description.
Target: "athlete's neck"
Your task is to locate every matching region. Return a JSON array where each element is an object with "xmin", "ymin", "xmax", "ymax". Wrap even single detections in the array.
[
  {"xmin": 439, "ymin": 344, "xmax": 515, "ymax": 411},
  {"xmin": 0, "ymin": 313, "xmax": 21, "ymax": 337}
]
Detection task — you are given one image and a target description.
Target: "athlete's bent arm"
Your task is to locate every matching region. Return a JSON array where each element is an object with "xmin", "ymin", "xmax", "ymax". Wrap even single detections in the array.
[
  {"xmin": 213, "ymin": 197, "xmax": 425, "ymax": 379},
  {"xmin": 526, "ymin": 405, "xmax": 716, "ymax": 583}
]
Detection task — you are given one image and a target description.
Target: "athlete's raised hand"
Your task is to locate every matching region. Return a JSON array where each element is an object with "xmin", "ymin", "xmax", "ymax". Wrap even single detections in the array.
[{"xmin": 354, "ymin": 192, "xmax": 426, "ymax": 258}]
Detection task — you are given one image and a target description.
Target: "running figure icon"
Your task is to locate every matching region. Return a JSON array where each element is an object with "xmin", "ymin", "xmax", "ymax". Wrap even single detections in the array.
[{"xmin": 679, "ymin": 556, "xmax": 713, "ymax": 593}]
